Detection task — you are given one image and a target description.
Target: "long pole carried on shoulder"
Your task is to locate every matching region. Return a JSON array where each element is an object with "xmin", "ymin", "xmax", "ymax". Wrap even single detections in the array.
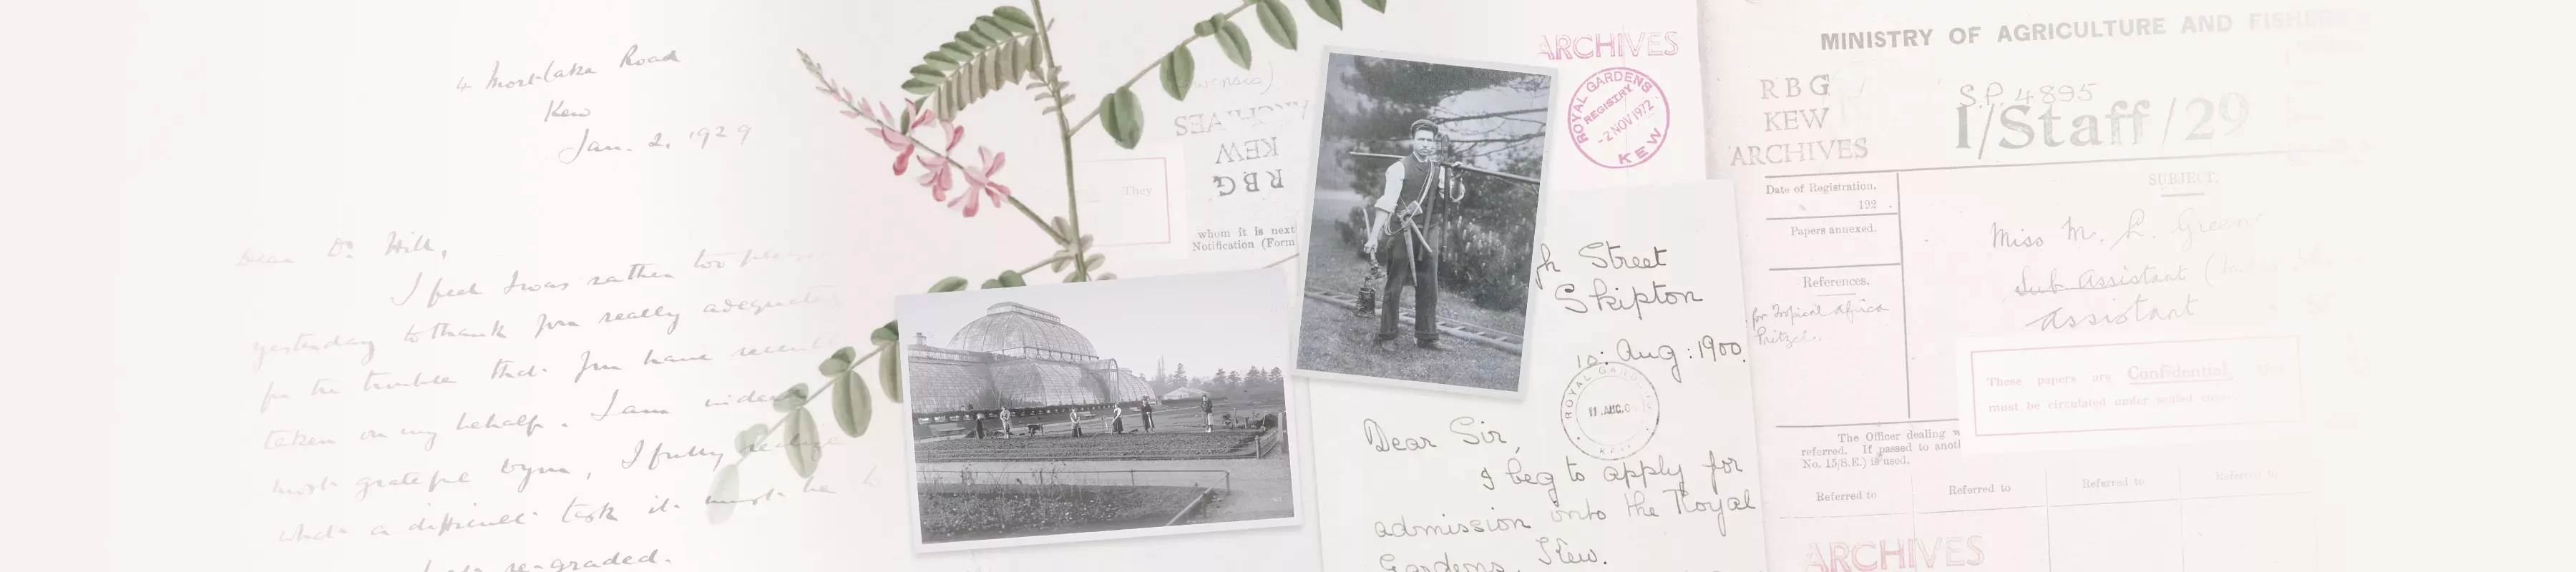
[{"xmin": 1347, "ymin": 152, "xmax": 1541, "ymax": 186}]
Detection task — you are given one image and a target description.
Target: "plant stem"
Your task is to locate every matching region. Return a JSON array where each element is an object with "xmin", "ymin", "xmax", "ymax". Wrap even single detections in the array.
[
  {"xmin": 746, "ymin": 347, "xmax": 884, "ymax": 453},
  {"xmin": 1066, "ymin": 0, "xmax": 1259, "ymax": 136},
  {"xmin": 759, "ymin": 411, "xmax": 794, "ymax": 442},
  {"xmin": 1032, "ymin": 0, "xmax": 1090, "ymax": 280},
  {"xmin": 809, "ymin": 66, "xmax": 1070, "ymax": 248},
  {"xmin": 803, "ymin": 347, "xmax": 889, "ymax": 401},
  {"xmin": 1022, "ymin": 255, "xmax": 1065, "ymax": 274}
]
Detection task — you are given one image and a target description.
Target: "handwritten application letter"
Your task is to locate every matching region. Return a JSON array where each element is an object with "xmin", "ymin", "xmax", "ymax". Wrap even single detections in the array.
[
  {"xmin": 1306, "ymin": 182, "xmax": 1764, "ymax": 572},
  {"xmin": 233, "ymin": 9, "xmax": 900, "ymax": 569}
]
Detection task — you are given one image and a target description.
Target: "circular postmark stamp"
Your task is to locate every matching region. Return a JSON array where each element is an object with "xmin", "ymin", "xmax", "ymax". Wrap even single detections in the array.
[
  {"xmin": 1559, "ymin": 361, "xmax": 1662, "ymax": 460},
  {"xmin": 1566, "ymin": 66, "xmax": 1671, "ymax": 169}
]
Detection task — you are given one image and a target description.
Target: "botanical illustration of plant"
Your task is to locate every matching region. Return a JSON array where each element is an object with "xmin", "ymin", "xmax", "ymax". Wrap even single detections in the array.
[{"xmin": 706, "ymin": 0, "xmax": 1392, "ymax": 518}]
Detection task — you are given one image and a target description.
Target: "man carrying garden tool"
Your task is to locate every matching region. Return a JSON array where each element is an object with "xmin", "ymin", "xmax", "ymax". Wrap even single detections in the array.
[{"xmin": 1360, "ymin": 118, "xmax": 1465, "ymax": 351}]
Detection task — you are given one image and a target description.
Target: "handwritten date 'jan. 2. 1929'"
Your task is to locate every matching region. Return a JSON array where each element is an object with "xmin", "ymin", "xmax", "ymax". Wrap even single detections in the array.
[{"xmin": 557, "ymin": 125, "xmax": 752, "ymax": 164}]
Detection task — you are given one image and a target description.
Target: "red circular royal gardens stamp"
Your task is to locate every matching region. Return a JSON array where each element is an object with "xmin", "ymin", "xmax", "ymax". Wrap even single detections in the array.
[{"xmin": 1566, "ymin": 66, "xmax": 1670, "ymax": 169}]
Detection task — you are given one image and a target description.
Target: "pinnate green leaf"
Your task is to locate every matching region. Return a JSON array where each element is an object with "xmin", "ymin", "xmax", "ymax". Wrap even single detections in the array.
[
  {"xmin": 1307, "ymin": 0, "xmax": 1344, "ymax": 28},
  {"xmin": 909, "ymin": 64, "xmax": 947, "ymax": 84},
  {"xmin": 871, "ymin": 322, "xmax": 901, "ymax": 346},
  {"xmin": 774, "ymin": 383, "xmax": 811, "ymax": 411},
  {"xmin": 783, "ymin": 408, "xmax": 821, "ymax": 478},
  {"xmin": 869, "ymin": 321, "xmax": 907, "ymax": 403},
  {"xmin": 1005, "ymin": 38, "xmax": 1029, "ymax": 82},
  {"xmin": 907, "ymin": 8, "xmax": 1047, "ymax": 122},
  {"xmin": 1214, "ymin": 21, "xmax": 1254, "ymax": 69},
  {"xmin": 819, "ymin": 346, "xmax": 857, "ymax": 375},
  {"xmin": 978, "ymin": 268, "xmax": 1027, "ymax": 289},
  {"xmin": 734, "ymin": 423, "xmax": 767, "ymax": 455},
  {"xmin": 831, "ymin": 370, "xmax": 870, "ymax": 437},
  {"xmin": 1362, "ymin": 0, "xmax": 1386, "ymax": 12},
  {"xmin": 879, "ymin": 343, "xmax": 904, "ymax": 403},
  {"xmin": 972, "ymin": 17, "xmax": 1010, "ymax": 43},
  {"xmin": 1050, "ymin": 234, "xmax": 1095, "ymax": 268},
  {"xmin": 992, "ymin": 6, "xmax": 1037, "ymax": 32},
  {"xmin": 707, "ymin": 464, "xmax": 741, "ymax": 525},
  {"xmin": 1256, "ymin": 0, "xmax": 1298, "ymax": 49},
  {"xmin": 1160, "ymin": 46, "xmax": 1196, "ymax": 100},
  {"xmin": 930, "ymin": 277, "xmax": 970, "ymax": 292},
  {"xmin": 1098, "ymin": 87, "xmax": 1145, "ymax": 149}
]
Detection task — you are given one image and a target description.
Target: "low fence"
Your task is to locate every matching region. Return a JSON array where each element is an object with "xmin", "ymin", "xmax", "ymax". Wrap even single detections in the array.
[
  {"xmin": 916, "ymin": 429, "xmax": 1272, "ymax": 462},
  {"xmin": 1251, "ymin": 429, "xmax": 1287, "ymax": 458},
  {"xmin": 916, "ymin": 468, "xmax": 1233, "ymax": 492}
]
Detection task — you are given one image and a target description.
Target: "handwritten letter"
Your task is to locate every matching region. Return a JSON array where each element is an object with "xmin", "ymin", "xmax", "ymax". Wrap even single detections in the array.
[
  {"xmin": 235, "ymin": 27, "xmax": 888, "ymax": 571},
  {"xmin": 1307, "ymin": 182, "xmax": 1763, "ymax": 571}
]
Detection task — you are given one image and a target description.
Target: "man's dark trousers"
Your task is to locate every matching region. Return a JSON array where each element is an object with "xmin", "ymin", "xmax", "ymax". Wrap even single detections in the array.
[{"xmin": 1375, "ymin": 222, "xmax": 1439, "ymax": 345}]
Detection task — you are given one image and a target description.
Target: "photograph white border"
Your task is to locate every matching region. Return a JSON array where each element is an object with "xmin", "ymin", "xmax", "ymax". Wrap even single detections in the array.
[
  {"xmin": 897, "ymin": 268, "xmax": 1309, "ymax": 553},
  {"xmin": 1286, "ymin": 46, "xmax": 1561, "ymax": 400}
]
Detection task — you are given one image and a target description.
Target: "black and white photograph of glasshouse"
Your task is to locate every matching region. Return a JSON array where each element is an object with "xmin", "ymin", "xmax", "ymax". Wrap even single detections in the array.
[{"xmin": 897, "ymin": 269, "xmax": 1301, "ymax": 551}]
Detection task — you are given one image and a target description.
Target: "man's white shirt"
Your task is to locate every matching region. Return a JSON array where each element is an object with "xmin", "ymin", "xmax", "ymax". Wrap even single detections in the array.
[{"xmin": 1374, "ymin": 160, "xmax": 1407, "ymax": 214}]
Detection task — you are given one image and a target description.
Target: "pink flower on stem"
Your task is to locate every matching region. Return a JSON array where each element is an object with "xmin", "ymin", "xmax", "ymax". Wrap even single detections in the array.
[
  {"xmin": 952, "ymin": 147, "xmax": 1010, "ymax": 217},
  {"xmin": 914, "ymin": 122, "xmax": 964, "ymax": 202},
  {"xmin": 842, "ymin": 94, "xmax": 1002, "ymax": 218},
  {"xmin": 856, "ymin": 99, "xmax": 934, "ymax": 175}
]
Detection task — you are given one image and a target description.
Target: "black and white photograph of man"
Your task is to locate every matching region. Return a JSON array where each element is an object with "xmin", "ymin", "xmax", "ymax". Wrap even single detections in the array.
[
  {"xmin": 1296, "ymin": 50, "xmax": 1553, "ymax": 395},
  {"xmin": 898, "ymin": 270, "xmax": 1303, "ymax": 551}
]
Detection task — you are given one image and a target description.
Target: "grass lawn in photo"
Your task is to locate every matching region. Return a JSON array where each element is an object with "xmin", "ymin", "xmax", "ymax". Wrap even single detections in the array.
[
  {"xmin": 919, "ymin": 483, "xmax": 1209, "ymax": 543},
  {"xmin": 1297, "ymin": 189, "xmax": 1523, "ymax": 390}
]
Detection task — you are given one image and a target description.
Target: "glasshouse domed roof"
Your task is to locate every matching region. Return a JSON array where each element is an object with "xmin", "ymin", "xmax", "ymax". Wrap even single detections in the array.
[{"xmin": 947, "ymin": 302, "xmax": 1098, "ymax": 359}]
